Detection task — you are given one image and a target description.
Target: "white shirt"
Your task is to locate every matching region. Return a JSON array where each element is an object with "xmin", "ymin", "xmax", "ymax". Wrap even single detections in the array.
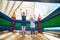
[{"xmin": 30, "ymin": 20, "xmax": 35, "ymax": 28}]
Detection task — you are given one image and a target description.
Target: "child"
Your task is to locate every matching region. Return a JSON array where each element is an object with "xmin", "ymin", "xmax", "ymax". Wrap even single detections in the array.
[
  {"xmin": 30, "ymin": 15, "xmax": 35, "ymax": 36},
  {"xmin": 37, "ymin": 14, "xmax": 42, "ymax": 33},
  {"xmin": 9, "ymin": 12, "xmax": 16, "ymax": 33},
  {"xmin": 20, "ymin": 9, "xmax": 27, "ymax": 34}
]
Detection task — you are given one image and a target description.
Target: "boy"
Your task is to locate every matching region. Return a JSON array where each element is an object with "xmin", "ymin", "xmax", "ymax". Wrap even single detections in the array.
[{"xmin": 30, "ymin": 15, "xmax": 35, "ymax": 36}]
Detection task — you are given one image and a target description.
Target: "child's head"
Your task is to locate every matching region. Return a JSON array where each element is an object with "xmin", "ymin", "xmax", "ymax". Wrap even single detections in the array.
[
  {"xmin": 23, "ymin": 12, "xmax": 25, "ymax": 16},
  {"xmin": 30, "ymin": 17, "xmax": 33, "ymax": 20},
  {"xmin": 30, "ymin": 15, "xmax": 33, "ymax": 20},
  {"xmin": 38, "ymin": 14, "xmax": 41, "ymax": 18}
]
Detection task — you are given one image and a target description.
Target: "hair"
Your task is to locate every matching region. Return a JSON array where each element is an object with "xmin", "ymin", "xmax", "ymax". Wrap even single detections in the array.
[
  {"xmin": 23, "ymin": 12, "xmax": 25, "ymax": 14},
  {"xmin": 38, "ymin": 14, "xmax": 41, "ymax": 18},
  {"xmin": 30, "ymin": 17, "xmax": 33, "ymax": 20}
]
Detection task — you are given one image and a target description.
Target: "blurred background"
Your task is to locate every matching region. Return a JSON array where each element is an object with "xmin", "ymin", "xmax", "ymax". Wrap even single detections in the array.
[{"xmin": 0, "ymin": 0, "xmax": 60, "ymax": 40}]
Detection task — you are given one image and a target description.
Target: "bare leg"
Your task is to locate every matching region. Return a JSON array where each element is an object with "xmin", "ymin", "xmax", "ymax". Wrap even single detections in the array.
[
  {"xmin": 23, "ymin": 26, "xmax": 26, "ymax": 34},
  {"xmin": 22, "ymin": 26, "xmax": 24, "ymax": 33},
  {"xmin": 22, "ymin": 26, "xmax": 26, "ymax": 34}
]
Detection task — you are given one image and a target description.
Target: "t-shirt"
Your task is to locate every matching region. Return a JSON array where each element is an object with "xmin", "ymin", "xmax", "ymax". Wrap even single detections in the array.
[{"xmin": 30, "ymin": 20, "xmax": 35, "ymax": 28}]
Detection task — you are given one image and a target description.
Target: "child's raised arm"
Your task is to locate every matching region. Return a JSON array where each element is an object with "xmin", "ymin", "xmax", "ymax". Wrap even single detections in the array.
[
  {"xmin": 30, "ymin": 15, "xmax": 32, "ymax": 20},
  {"xmin": 26, "ymin": 10, "xmax": 28, "ymax": 16},
  {"xmin": 20, "ymin": 8, "xmax": 22, "ymax": 16},
  {"xmin": 34, "ymin": 14, "xmax": 35, "ymax": 20}
]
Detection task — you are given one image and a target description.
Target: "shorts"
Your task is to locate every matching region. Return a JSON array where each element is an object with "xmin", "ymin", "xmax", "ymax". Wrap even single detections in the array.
[{"xmin": 30, "ymin": 28, "xmax": 35, "ymax": 34}]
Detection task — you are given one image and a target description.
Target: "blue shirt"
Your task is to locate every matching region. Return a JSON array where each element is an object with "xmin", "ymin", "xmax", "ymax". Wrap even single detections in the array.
[{"xmin": 22, "ymin": 16, "xmax": 26, "ymax": 26}]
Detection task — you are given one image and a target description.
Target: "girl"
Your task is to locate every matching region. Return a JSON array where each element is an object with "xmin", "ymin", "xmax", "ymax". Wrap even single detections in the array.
[
  {"xmin": 20, "ymin": 9, "xmax": 27, "ymax": 34},
  {"xmin": 37, "ymin": 14, "xmax": 42, "ymax": 33}
]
